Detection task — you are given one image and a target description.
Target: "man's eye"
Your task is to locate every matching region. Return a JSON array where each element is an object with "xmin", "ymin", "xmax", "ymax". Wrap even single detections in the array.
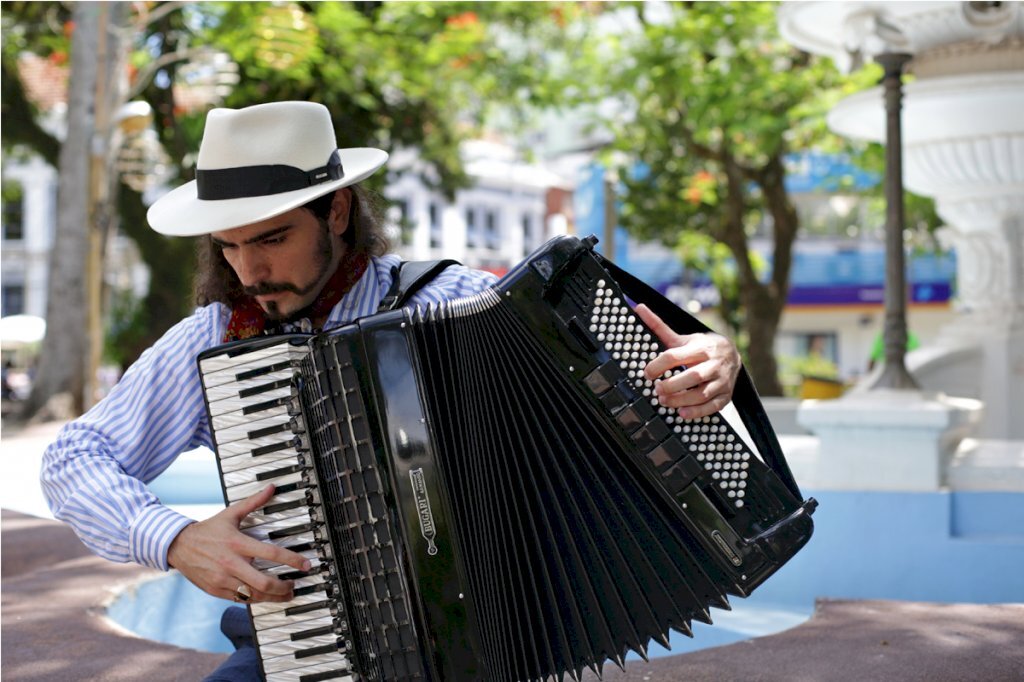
[{"xmin": 262, "ymin": 236, "xmax": 286, "ymax": 245}]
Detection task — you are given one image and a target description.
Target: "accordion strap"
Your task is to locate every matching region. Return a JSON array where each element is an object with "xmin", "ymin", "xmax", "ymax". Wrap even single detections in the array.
[
  {"xmin": 379, "ymin": 259, "xmax": 462, "ymax": 312},
  {"xmin": 597, "ymin": 255, "xmax": 804, "ymax": 501}
]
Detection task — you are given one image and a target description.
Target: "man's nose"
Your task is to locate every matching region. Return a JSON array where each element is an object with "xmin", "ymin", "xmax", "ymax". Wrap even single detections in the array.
[{"xmin": 233, "ymin": 248, "xmax": 270, "ymax": 286}]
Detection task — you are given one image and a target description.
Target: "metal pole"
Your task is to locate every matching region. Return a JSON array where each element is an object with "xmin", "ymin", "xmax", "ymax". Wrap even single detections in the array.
[
  {"xmin": 603, "ymin": 172, "xmax": 617, "ymax": 260},
  {"xmin": 870, "ymin": 52, "xmax": 919, "ymax": 390}
]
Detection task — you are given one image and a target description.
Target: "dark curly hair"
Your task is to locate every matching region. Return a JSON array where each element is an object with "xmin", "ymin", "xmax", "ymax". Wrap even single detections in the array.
[{"xmin": 193, "ymin": 185, "xmax": 390, "ymax": 307}]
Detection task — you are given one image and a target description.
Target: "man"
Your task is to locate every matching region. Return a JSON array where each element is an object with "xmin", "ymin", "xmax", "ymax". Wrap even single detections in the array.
[{"xmin": 41, "ymin": 101, "xmax": 741, "ymax": 678}]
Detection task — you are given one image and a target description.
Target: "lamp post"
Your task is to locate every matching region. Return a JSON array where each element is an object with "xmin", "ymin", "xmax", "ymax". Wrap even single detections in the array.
[{"xmin": 870, "ymin": 51, "xmax": 919, "ymax": 391}]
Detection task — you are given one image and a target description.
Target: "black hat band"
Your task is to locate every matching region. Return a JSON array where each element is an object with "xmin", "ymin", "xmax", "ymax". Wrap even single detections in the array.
[{"xmin": 195, "ymin": 150, "xmax": 344, "ymax": 200}]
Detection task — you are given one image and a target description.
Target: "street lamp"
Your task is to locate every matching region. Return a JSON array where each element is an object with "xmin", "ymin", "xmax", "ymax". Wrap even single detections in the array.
[{"xmin": 870, "ymin": 52, "xmax": 919, "ymax": 390}]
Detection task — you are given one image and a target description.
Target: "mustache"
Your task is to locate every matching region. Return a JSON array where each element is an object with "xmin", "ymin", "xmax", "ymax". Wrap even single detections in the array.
[{"xmin": 243, "ymin": 281, "xmax": 302, "ymax": 296}]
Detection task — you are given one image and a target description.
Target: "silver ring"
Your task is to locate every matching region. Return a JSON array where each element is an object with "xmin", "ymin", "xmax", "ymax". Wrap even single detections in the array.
[{"xmin": 234, "ymin": 584, "xmax": 252, "ymax": 603}]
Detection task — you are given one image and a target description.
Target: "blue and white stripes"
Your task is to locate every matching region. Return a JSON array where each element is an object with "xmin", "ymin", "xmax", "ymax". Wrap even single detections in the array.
[{"xmin": 41, "ymin": 255, "xmax": 496, "ymax": 570}]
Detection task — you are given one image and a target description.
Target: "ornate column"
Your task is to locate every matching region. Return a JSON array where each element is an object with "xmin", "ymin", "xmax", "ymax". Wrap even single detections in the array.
[{"xmin": 780, "ymin": 1, "xmax": 1024, "ymax": 439}]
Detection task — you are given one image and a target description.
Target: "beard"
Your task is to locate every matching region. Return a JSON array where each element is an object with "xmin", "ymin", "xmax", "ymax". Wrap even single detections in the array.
[{"xmin": 245, "ymin": 223, "xmax": 336, "ymax": 322}]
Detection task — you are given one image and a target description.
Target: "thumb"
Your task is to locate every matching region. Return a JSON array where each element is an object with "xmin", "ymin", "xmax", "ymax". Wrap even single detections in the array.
[
  {"xmin": 225, "ymin": 483, "xmax": 276, "ymax": 523},
  {"xmin": 635, "ymin": 303, "xmax": 680, "ymax": 348}
]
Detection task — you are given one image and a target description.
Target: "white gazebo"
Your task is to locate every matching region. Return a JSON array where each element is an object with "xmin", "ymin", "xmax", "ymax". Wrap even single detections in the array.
[{"xmin": 779, "ymin": 1, "xmax": 1024, "ymax": 442}]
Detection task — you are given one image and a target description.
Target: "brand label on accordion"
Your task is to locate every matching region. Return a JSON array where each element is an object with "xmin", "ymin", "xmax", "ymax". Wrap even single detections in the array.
[{"xmin": 410, "ymin": 468, "xmax": 439, "ymax": 556}]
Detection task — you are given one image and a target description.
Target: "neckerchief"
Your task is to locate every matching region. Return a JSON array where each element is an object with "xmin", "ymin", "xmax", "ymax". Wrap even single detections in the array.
[{"xmin": 223, "ymin": 252, "xmax": 369, "ymax": 341}]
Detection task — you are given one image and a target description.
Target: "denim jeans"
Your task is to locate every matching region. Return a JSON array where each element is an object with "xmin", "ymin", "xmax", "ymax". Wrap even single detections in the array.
[{"xmin": 203, "ymin": 607, "xmax": 263, "ymax": 682}]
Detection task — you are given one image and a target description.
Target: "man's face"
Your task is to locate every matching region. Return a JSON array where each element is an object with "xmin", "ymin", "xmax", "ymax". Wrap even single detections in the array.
[{"xmin": 211, "ymin": 192, "xmax": 349, "ymax": 321}]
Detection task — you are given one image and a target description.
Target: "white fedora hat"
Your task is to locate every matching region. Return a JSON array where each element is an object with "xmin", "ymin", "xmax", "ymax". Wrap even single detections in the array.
[{"xmin": 147, "ymin": 101, "xmax": 388, "ymax": 236}]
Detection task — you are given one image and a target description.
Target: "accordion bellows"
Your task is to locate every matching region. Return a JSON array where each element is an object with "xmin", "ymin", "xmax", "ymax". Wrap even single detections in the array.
[{"xmin": 199, "ymin": 236, "xmax": 817, "ymax": 682}]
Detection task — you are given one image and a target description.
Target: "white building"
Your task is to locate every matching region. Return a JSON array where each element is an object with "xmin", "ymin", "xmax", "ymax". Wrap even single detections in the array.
[{"xmin": 385, "ymin": 140, "xmax": 571, "ymax": 274}]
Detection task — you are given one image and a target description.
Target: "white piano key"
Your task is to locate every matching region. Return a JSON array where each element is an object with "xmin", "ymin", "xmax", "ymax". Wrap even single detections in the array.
[
  {"xmin": 214, "ymin": 419, "xmax": 295, "ymax": 451},
  {"xmin": 219, "ymin": 445, "xmax": 299, "ymax": 473},
  {"xmin": 199, "ymin": 344, "xmax": 306, "ymax": 375},
  {"xmin": 203, "ymin": 367, "xmax": 299, "ymax": 400},
  {"xmin": 263, "ymin": 650, "xmax": 348, "ymax": 675},
  {"xmin": 260, "ymin": 633, "xmax": 340, "ymax": 659},
  {"xmin": 253, "ymin": 604, "xmax": 332, "ymax": 631},
  {"xmin": 225, "ymin": 471, "xmax": 304, "ymax": 502},
  {"xmin": 240, "ymin": 505, "xmax": 311, "ymax": 531},
  {"xmin": 264, "ymin": 659, "xmax": 351, "ymax": 682},
  {"xmin": 222, "ymin": 459, "xmax": 303, "ymax": 488},
  {"xmin": 212, "ymin": 403, "xmax": 290, "ymax": 432},
  {"xmin": 200, "ymin": 354, "xmax": 304, "ymax": 389},
  {"xmin": 207, "ymin": 384, "xmax": 294, "ymax": 417},
  {"xmin": 250, "ymin": 590, "xmax": 329, "ymax": 617},
  {"xmin": 242, "ymin": 513, "xmax": 313, "ymax": 542},
  {"xmin": 254, "ymin": 615, "xmax": 335, "ymax": 645}
]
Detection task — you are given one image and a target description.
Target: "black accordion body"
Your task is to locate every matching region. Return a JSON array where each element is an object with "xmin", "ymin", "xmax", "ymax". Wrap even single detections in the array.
[{"xmin": 198, "ymin": 235, "xmax": 816, "ymax": 682}]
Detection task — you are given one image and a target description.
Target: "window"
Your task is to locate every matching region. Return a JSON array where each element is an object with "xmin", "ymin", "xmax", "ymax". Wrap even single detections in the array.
[
  {"xmin": 429, "ymin": 203, "xmax": 442, "ymax": 249},
  {"xmin": 465, "ymin": 207, "xmax": 477, "ymax": 248},
  {"xmin": 522, "ymin": 214, "xmax": 534, "ymax": 252},
  {"xmin": 484, "ymin": 210, "xmax": 499, "ymax": 250},
  {"xmin": 389, "ymin": 198, "xmax": 411, "ymax": 245},
  {"xmin": 2, "ymin": 284, "xmax": 25, "ymax": 317},
  {"xmin": 2, "ymin": 182, "xmax": 24, "ymax": 241}
]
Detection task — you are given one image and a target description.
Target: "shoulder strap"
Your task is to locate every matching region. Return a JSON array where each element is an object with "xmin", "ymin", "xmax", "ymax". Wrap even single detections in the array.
[{"xmin": 378, "ymin": 259, "xmax": 462, "ymax": 312}]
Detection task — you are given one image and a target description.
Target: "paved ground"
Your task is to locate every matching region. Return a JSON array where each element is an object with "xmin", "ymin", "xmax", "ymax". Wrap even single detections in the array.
[{"xmin": 4, "ymin": 509, "xmax": 1023, "ymax": 682}]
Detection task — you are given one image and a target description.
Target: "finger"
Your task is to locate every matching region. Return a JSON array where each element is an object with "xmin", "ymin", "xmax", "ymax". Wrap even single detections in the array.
[
  {"xmin": 225, "ymin": 484, "xmax": 277, "ymax": 522},
  {"xmin": 676, "ymin": 391, "xmax": 731, "ymax": 420},
  {"xmin": 645, "ymin": 344, "xmax": 705, "ymax": 381},
  {"xmin": 656, "ymin": 364, "xmax": 712, "ymax": 395},
  {"xmin": 232, "ymin": 562, "xmax": 296, "ymax": 600},
  {"xmin": 240, "ymin": 535, "xmax": 313, "ymax": 573},
  {"xmin": 659, "ymin": 376, "xmax": 729, "ymax": 410},
  {"xmin": 634, "ymin": 304, "xmax": 679, "ymax": 348}
]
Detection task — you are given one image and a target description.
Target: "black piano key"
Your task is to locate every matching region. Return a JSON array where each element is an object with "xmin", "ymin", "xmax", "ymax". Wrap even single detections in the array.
[
  {"xmin": 247, "ymin": 421, "xmax": 290, "ymax": 440},
  {"xmin": 291, "ymin": 625, "xmax": 334, "ymax": 641},
  {"xmin": 285, "ymin": 541, "xmax": 315, "ymax": 554},
  {"xmin": 239, "ymin": 377, "xmax": 292, "ymax": 399},
  {"xmin": 236, "ymin": 359, "xmax": 292, "ymax": 382},
  {"xmin": 272, "ymin": 482, "xmax": 306, "ymax": 495},
  {"xmin": 242, "ymin": 395, "xmax": 291, "ymax": 415},
  {"xmin": 286, "ymin": 599, "xmax": 331, "ymax": 617},
  {"xmin": 299, "ymin": 669, "xmax": 349, "ymax": 682},
  {"xmin": 257, "ymin": 463, "xmax": 304, "ymax": 482},
  {"xmin": 251, "ymin": 439, "xmax": 295, "ymax": 457},
  {"xmin": 268, "ymin": 521, "xmax": 314, "ymax": 540}
]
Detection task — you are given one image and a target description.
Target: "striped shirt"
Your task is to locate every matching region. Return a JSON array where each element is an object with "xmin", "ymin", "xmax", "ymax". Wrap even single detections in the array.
[{"xmin": 41, "ymin": 255, "xmax": 496, "ymax": 570}]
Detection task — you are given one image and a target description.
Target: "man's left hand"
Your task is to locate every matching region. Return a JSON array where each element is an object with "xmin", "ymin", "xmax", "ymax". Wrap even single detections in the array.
[{"xmin": 635, "ymin": 303, "xmax": 741, "ymax": 420}]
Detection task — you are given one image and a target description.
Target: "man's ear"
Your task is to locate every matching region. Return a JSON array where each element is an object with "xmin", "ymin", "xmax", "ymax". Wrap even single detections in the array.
[{"xmin": 328, "ymin": 188, "xmax": 353, "ymax": 237}]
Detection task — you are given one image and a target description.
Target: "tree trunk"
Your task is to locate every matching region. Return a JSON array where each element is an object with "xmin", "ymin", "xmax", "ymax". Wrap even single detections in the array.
[
  {"xmin": 714, "ymin": 149, "xmax": 786, "ymax": 396},
  {"xmin": 743, "ymin": 287, "xmax": 785, "ymax": 396},
  {"xmin": 23, "ymin": 4, "xmax": 100, "ymax": 419}
]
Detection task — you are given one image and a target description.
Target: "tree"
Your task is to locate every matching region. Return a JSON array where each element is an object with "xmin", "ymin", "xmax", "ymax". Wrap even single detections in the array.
[
  {"xmin": 16, "ymin": 3, "xmax": 130, "ymax": 417},
  {"xmin": 571, "ymin": 2, "xmax": 873, "ymax": 395},
  {"xmin": 2, "ymin": 1, "xmax": 578, "ymax": 417}
]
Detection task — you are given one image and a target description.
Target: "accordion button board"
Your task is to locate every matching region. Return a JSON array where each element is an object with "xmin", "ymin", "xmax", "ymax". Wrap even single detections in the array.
[{"xmin": 198, "ymin": 235, "xmax": 816, "ymax": 682}]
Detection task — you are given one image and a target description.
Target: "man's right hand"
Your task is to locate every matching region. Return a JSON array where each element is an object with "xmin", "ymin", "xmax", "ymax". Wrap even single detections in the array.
[{"xmin": 167, "ymin": 483, "xmax": 311, "ymax": 603}]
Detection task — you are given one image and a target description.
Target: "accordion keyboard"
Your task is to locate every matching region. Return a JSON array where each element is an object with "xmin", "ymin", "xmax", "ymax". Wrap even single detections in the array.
[{"xmin": 199, "ymin": 338, "xmax": 354, "ymax": 682}]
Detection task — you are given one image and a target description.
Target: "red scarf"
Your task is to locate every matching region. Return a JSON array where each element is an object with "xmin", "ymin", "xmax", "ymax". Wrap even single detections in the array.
[{"xmin": 223, "ymin": 252, "xmax": 369, "ymax": 341}]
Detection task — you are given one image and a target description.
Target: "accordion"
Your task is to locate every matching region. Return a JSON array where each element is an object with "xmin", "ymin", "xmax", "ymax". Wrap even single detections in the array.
[{"xmin": 198, "ymin": 235, "xmax": 816, "ymax": 682}]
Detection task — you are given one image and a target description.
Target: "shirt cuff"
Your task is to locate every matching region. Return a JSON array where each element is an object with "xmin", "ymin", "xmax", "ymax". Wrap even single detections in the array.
[{"xmin": 128, "ymin": 504, "xmax": 197, "ymax": 571}]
